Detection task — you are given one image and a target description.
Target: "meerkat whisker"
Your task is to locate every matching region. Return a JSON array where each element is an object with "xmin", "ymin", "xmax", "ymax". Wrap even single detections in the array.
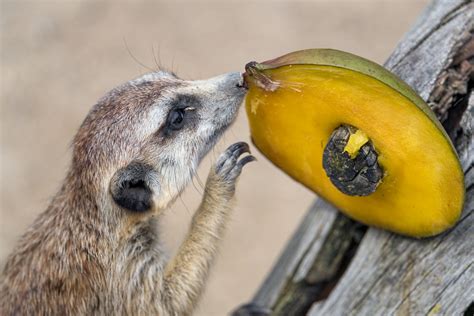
[{"xmin": 1, "ymin": 70, "xmax": 254, "ymax": 315}]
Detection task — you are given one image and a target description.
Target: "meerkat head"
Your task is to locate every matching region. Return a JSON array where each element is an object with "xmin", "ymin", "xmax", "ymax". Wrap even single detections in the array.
[{"xmin": 72, "ymin": 71, "xmax": 246, "ymax": 214}]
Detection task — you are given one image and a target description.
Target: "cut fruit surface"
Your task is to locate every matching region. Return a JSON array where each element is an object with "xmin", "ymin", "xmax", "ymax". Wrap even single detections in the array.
[{"xmin": 244, "ymin": 49, "xmax": 465, "ymax": 237}]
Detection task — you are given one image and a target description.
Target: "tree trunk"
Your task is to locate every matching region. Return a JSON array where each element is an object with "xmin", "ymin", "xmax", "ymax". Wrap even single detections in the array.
[{"xmin": 233, "ymin": 0, "xmax": 474, "ymax": 315}]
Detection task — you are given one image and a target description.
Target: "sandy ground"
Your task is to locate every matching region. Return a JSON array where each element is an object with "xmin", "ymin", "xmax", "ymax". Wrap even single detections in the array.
[{"xmin": 1, "ymin": 1, "xmax": 428, "ymax": 315}]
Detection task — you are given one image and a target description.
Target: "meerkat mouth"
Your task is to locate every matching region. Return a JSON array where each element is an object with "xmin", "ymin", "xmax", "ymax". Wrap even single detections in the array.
[{"xmin": 236, "ymin": 73, "xmax": 248, "ymax": 89}]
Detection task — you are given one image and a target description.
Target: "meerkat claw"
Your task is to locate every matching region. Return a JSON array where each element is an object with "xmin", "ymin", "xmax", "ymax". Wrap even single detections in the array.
[
  {"xmin": 0, "ymin": 70, "xmax": 249, "ymax": 315},
  {"xmin": 238, "ymin": 155, "xmax": 257, "ymax": 167},
  {"xmin": 215, "ymin": 142, "xmax": 255, "ymax": 182},
  {"xmin": 215, "ymin": 142, "xmax": 250, "ymax": 172}
]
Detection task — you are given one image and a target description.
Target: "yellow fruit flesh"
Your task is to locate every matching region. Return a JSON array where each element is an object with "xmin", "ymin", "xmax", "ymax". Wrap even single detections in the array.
[
  {"xmin": 344, "ymin": 129, "xmax": 369, "ymax": 159},
  {"xmin": 246, "ymin": 64, "xmax": 464, "ymax": 237}
]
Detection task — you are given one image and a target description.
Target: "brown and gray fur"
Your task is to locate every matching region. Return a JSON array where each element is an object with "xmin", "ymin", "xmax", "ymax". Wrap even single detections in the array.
[{"xmin": 0, "ymin": 70, "xmax": 253, "ymax": 315}]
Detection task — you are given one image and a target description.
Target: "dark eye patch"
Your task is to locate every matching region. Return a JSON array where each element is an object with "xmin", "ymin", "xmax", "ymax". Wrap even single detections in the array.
[{"xmin": 163, "ymin": 94, "xmax": 200, "ymax": 136}]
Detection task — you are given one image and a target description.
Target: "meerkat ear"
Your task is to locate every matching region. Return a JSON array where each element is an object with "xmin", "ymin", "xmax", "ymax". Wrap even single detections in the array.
[{"xmin": 110, "ymin": 162, "xmax": 159, "ymax": 212}]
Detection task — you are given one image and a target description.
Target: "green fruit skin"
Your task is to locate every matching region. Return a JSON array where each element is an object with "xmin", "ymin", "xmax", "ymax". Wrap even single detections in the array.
[
  {"xmin": 245, "ymin": 48, "xmax": 465, "ymax": 220},
  {"xmin": 247, "ymin": 48, "xmax": 460, "ymax": 161}
]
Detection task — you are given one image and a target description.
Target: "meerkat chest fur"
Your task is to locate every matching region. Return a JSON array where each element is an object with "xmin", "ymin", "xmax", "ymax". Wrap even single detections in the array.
[{"xmin": 0, "ymin": 71, "xmax": 255, "ymax": 315}]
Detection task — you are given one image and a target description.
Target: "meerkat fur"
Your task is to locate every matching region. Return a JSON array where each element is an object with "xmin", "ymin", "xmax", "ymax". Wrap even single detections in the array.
[{"xmin": 0, "ymin": 70, "xmax": 254, "ymax": 315}]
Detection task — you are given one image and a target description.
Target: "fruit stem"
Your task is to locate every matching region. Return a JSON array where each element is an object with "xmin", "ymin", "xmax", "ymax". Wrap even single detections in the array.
[{"xmin": 244, "ymin": 61, "xmax": 280, "ymax": 92}]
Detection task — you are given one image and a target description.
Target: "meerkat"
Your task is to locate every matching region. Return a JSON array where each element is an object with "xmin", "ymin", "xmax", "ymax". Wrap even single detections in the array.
[{"xmin": 0, "ymin": 70, "xmax": 255, "ymax": 315}]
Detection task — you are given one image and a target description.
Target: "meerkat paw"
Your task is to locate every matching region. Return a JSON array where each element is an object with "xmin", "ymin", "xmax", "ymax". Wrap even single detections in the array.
[{"xmin": 212, "ymin": 142, "xmax": 256, "ymax": 189}]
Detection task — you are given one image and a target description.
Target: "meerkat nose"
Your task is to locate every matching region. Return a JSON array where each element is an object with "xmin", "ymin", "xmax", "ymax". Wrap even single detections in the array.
[
  {"xmin": 236, "ymin": 73, "xmax": 247, "ymax": 89},
  {"xmin": 221, "ymin": 71, "xmax": 245, "ymax": 89},
  {"xmin": 207, "ymin": 72, "xmax": 246, "ymax": 92}
]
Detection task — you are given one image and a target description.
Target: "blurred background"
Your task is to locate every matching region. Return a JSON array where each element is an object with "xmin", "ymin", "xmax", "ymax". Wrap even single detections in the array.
[{"xmin": 1, "ymin": 1, "xmax": 428, "ymax": 315}]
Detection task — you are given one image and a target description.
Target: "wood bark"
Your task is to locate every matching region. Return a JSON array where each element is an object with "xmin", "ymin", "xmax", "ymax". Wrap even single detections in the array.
[{"xmin": 233, "ymin": 0, "xmax": 474, "ymax": 315}]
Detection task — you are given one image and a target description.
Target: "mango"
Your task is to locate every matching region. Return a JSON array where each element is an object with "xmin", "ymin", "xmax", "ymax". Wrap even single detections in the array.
[{"xmin": 243, "ymin": 49, "xmax": 464, "ymax": 237}]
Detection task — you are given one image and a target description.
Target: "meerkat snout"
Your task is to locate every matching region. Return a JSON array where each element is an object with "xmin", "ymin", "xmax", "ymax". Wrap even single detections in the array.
[
  {"xmin": 73, "ymin": 70, "xmax": 246, "ymax": 212},
  {"xmin": 112, "ymin": 71, "xmax": 246, "ymax": 212},
  {"xmin": 1, "ymin": 69, "xmax": 254, "ymax": 315}
]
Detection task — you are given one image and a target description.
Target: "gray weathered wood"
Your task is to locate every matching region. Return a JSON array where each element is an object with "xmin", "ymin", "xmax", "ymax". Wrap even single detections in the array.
[
  {"xmin": 233, "ymin": 0, "xmax": 474, "ymax": 315},
  {"xmin": 252, "ymin": 198, "xmax": 338, "ymax": 308}
]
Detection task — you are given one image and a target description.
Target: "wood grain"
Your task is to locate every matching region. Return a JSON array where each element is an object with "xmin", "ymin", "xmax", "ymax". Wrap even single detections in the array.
[{"xmin": 233, "ymin": 0, "xmax": 474, "ymax": 315}]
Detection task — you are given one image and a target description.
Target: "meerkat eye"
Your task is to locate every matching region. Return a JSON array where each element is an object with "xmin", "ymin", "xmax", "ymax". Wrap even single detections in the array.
[
  {"xmin": 168, "ymin": 108, "xmax": 186, "ymax": 130},
  {"xmin": 165, "ymin": 94, "xmax": 199, "ymax": 133}
]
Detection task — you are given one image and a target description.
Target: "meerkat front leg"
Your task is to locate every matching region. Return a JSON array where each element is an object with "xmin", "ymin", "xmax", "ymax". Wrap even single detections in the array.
[{"xmin": 161, "ymin": 142, "xmax": 255, "ymax": 315}]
